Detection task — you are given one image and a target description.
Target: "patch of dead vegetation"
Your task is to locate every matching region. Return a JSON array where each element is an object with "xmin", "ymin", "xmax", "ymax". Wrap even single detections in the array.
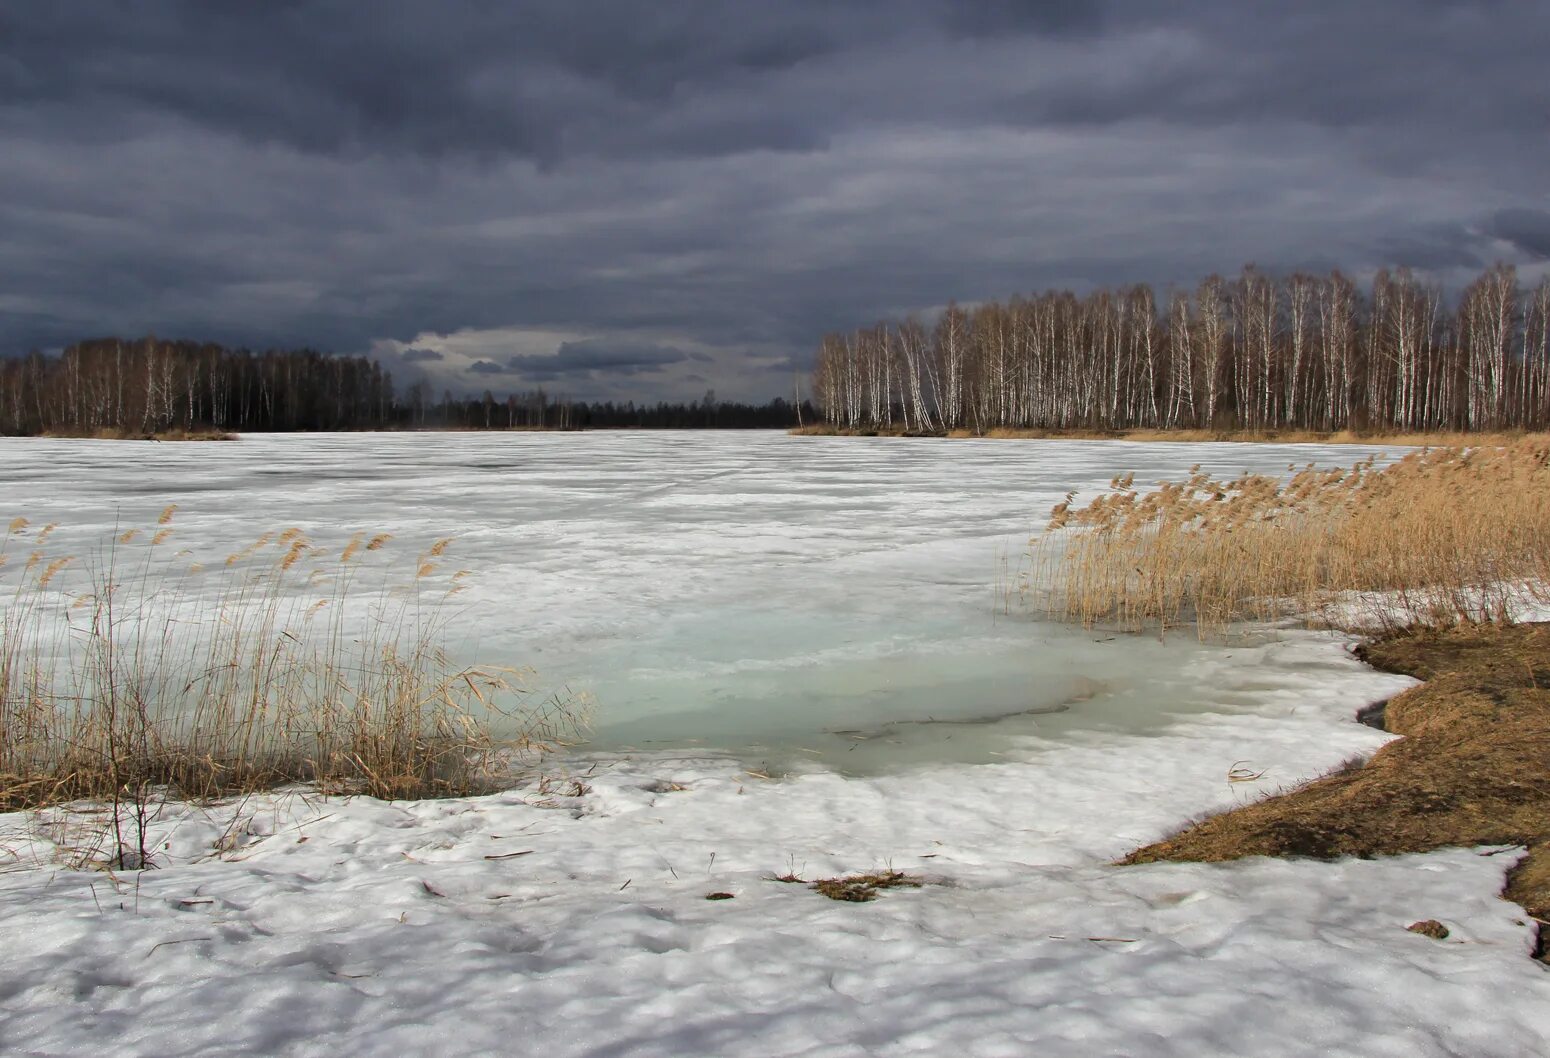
[
  {"xmin": 1, "ymin": 514, "xmax": 584, "ymax": 814},
  {"xmin": 808, "ymin": 871, "xmax": 923, "ymax": 903},
  {"xmin": 1123, "ymin": 621, "xmax": 1550, "ymax": 962},
  {"xmin": 40, "ymin": 427, "xmax": 238, "ymax": 441},
  {"xmin": 791, "ymin": 424, "xmax": 1549, "ymax": 446},
  {"xmin": 788, "ymin": 424, "xmax": 929, "ymax": 438},
  {"xmin": 1029, "ymin": 441, "xmax": 1550, "ymax": 634},
  {"xmin": 1504, "ymin": 842, "xmax": 1550, "ymax": 961},
  {"xmin": 1406, "ymin": 919, "xmax": 1450, "ymax": 940}
]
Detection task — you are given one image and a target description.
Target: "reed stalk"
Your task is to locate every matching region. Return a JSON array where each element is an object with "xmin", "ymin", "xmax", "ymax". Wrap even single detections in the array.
[
  {"xmin": 1027, "ymin": 441, "xmax": 1550, "ymax": 635},
  {"xmin": 0, "ymin": 514, "xmax": 581, "ymax": 811}
]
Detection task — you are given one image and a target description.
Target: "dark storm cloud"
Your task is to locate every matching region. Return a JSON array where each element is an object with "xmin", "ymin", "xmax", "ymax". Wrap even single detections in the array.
[
  {"xmin": 2, "ymin": 1, "xmax": 1547, "ymax": 399},
  {"xmin": 0, "ymin": 1, "xmax": 862, "ymax": 161},
  {"xmin": 1375, "ymin": 223, "xmax": 1488, "ymax": 273},
  {"xmin": 1489, "ymin": 209, "xmax": 1550, "ymax": 261},
  {"xmin": 940, "ymin": 0, "xmax": 1107, "ymax": 39},
  {"xmin": 467, "ymin": 360, "xmax": 512, "ymax": 375},
  {"xmin": 1008, "ymin": 5, "xmax": 1519, "ymax": 169},
  {"xmin": 506, "ymin": 341, "xmax": 689, "ymax": 381}
]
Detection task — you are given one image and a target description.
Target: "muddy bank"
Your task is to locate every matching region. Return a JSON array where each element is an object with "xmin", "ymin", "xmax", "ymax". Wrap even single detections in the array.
[{"xmin": 1124, "ymin": 621, "xmax": 1550, "ymax": 959}]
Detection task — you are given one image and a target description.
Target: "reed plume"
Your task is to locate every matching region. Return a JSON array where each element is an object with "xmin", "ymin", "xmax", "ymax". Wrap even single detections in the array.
[
  {"xmin": 1028, "ymin": 441, "xmax": 1550, "ymax": 635},
  {"xmin": 1, "ymin": 518, "xmax": 584, "ymax": 810}
]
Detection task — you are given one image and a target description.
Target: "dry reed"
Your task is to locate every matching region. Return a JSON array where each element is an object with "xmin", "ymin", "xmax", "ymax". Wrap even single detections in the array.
[
  {"xmin": 792, "ymin": 424, "xmax": 1550, "ymax": 446},
  {"xmin": 0, "ymin": 514, "xmax": 584, "ymax": 812},
  {"xmin": 37, "ymin": 427, "xmax": 238, "ymax": 442},
  {"xmin": 1027, "ymin": 440, "xmax": 1550, "ymax": 635},
  {"xmin": 975, "ymin": 427, "xmax": 1549, "ymax": 446}
]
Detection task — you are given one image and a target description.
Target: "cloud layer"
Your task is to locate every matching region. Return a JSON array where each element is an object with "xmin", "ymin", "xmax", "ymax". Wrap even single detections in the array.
[{"xmin": 4, "ymin": 1, "xmax": 1547, "ymax": 399}]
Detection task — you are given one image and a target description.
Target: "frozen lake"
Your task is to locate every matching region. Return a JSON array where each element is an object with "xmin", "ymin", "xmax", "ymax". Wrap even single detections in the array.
[
  {"xmin": 12, "ymin": 432, "xmax": 1550, "ymax": 1058},
  {"xmin": 0, "ymin": 431, "xmax": 1403, "ymax": 771}
]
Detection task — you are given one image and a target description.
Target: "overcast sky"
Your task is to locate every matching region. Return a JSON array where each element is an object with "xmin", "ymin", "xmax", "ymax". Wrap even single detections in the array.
[{"xmin": 3, "ymin": 1, "xmax": 1548, "ymax": 401}]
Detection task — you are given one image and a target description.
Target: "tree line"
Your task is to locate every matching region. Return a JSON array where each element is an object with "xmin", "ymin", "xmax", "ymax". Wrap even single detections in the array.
[
  {"xmin": 812, "ymin": 264, "xmax": 1550, "ymax": 433},
  {"xmin": 0, "ymin": 337, "xmax": 810, "ymax": 434}
]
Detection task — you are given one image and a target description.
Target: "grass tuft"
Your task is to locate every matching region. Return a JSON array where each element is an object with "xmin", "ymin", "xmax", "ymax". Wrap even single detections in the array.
[
  {"xmin": 0, "ymin": 516, "xmax": 584, "ymax": 814},
  {"xmin": 810, "ymin": 871, "xmax": 923, "ymax": 902}
]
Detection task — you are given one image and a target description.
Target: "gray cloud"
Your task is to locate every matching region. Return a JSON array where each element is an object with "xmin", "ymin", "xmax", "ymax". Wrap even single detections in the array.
[
  {"xmin": 940, "ymin": 0, "xmax": 1107, "ymax": 38},
  {"xmin": 2, "ymin": 1, "xmax": 1548, "ymax": 400},
  {"xmin": 1371, "ymin": 222, "xmax": 1488, "ymax": 273},
  {"xmin": 505, "ymin": 340, "xmax": 689, "ymax": 382},
  {"xmin": 1489, "ymin": 209, "xmax": 1550, "ymax": 261},
  {"xmin": 467, "ymin": 359, "xmax": 513, "ymax": 375}
]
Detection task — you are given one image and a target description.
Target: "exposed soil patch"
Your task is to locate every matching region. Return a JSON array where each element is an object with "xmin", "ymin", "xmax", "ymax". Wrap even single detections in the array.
[
  {"xmin": 1407, "ymin": 919, "xmax": 1451, "ymax": 940},
  {"xmin": 790, "ymin": 424, "xmax": 1546, "ymax": 446},
  {"xmin": 39, "ymin": 427, "xmax": 239, "ymax": 441},
  {"xmin": 1123, "ymin": 621, "xmax": 1550, "ymax": 961}
]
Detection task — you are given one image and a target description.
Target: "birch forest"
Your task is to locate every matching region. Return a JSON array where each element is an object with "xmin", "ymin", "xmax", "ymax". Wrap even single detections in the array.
[
  {"xmin": 0, "ymin": 339, "xmax": 396, "ymax": 434},
  {"xmin": 811, "ymin": 264, "xmax": 1550, "ymax": 433}
]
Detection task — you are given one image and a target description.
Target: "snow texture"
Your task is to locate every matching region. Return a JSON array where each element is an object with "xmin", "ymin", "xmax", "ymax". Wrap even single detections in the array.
[
  {"xmin": 0, "ymin": 431, "xmax": 1412, "ymax": 765},
  {"xmin": 1, "ymin": 433, "xmax": 1547, "ymax": 1056}
]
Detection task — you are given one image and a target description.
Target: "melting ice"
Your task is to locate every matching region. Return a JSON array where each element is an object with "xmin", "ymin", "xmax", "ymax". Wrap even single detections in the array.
[{"xmin": 0, "ymin": 431, "xmax": 1405, "ymax": 770}]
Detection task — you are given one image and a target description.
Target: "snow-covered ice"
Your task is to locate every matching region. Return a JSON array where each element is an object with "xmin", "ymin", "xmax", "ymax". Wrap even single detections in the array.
[
  {"xmin": 0, "ymin": 431, "xmax": 1408, "ymax": 766},
  {"xmin": 2, "ymin": 432, "xmax": 1547, "ymax": 1057}
]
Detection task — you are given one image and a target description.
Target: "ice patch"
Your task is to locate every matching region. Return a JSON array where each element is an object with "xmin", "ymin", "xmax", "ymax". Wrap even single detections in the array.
[{"xmin": 0, "ymin": 431, "xmax": 1411, "ymax": 767}]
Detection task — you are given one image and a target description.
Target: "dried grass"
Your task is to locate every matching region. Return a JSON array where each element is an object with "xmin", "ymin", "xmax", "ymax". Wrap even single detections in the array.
[
  {"xmin": 810, "ymin": 871, "xmax": 923, "ymax": 902},
  {"xmin": 791, "ymin": 424, "xmax": 1550, "ymax": 446},
  {"xmin": 977, "ymin": 427, "xmax": 1545, "ymax": 446},
  {"xmin": 0, "ymin": 514, "xmax": 584, "ymax": 811},
  {"xmin": 1027, "ymin": 440, "xmax": 1550, "ymax": 635},
  {"xmin": 1122, "ymin": 622, "xmax": 1550, "ymax": 891},
  {"xmin": 37, "ymin": 428, "xmax": 238, "ymax": 442}
]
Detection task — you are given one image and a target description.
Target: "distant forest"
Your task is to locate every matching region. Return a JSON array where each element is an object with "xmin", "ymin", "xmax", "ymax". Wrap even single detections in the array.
[
  {"xmin": 0, "ymin": 338, "xmax": 811, "ymax": 434},
  {"xmin": 813, "ymin": 264, "xmax": 1550, "ymax": 433}
]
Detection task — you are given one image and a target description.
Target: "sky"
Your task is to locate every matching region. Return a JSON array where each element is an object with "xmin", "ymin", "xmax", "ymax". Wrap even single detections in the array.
[{"xmin": 3, "ymin": 1, "xmax": 1548, "ymax": 402}]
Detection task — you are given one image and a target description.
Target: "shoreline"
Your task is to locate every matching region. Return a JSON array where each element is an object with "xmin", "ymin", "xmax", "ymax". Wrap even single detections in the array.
[
  {"xmin": 790, "ymin": 424, "xmax": 1547, "ymax": 446},
  {"xmin": 5, "ymin": 616, "xmax": 1546, "ymax": 1051},
  {"xmin": 1124, "ymin": 620, "xmax": 1550, "ymax": 962},
  {"xmin": 15, "ymin": 425, "xmax": 1537, "ymax": 446}
]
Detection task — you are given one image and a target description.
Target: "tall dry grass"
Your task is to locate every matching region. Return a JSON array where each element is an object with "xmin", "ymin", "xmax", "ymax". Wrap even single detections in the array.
[
  {"xmin": 0, "ymin": 512, "xmax": 582, "ymax": 814},
  {"xmin": 1026, "ymin": 440, "xmax": 1550, "ymax": 635},
  {"xmin": 979, "ymin": 427, "xmax": 1547, "ymax": 446},
  {"xmin": 793, "ymin": 423, "xmax": 1550, "ymax": 446}
]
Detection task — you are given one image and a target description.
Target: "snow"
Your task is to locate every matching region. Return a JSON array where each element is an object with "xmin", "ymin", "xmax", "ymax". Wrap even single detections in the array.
[
  {"xmin": 1, "ymin": 430, "xmax": 1411, "ymax": 764},
  {"xmin": 2, "ymin": 432, "xmax": 1548, "ymax": 1056}
]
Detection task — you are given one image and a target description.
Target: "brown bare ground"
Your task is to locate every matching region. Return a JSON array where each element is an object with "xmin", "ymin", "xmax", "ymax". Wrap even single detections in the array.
[
  {"xmin": 790, "ymin": 424, "xmax": 1548, "ymax": 446},
  {"xmin": 788, "ymin": 424, "xmax": 923, "ymax": 437},
  {"xmin": 1122, "ymin": 621, "xmax": 1550, "ymax": 960},
  {"xmin": 38, "ymin": 427, "xmax": 238, "ymax": 441},
  {"xmin": 974, "ymin": 427, "xmax": 1545, "ymax": 446}
]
